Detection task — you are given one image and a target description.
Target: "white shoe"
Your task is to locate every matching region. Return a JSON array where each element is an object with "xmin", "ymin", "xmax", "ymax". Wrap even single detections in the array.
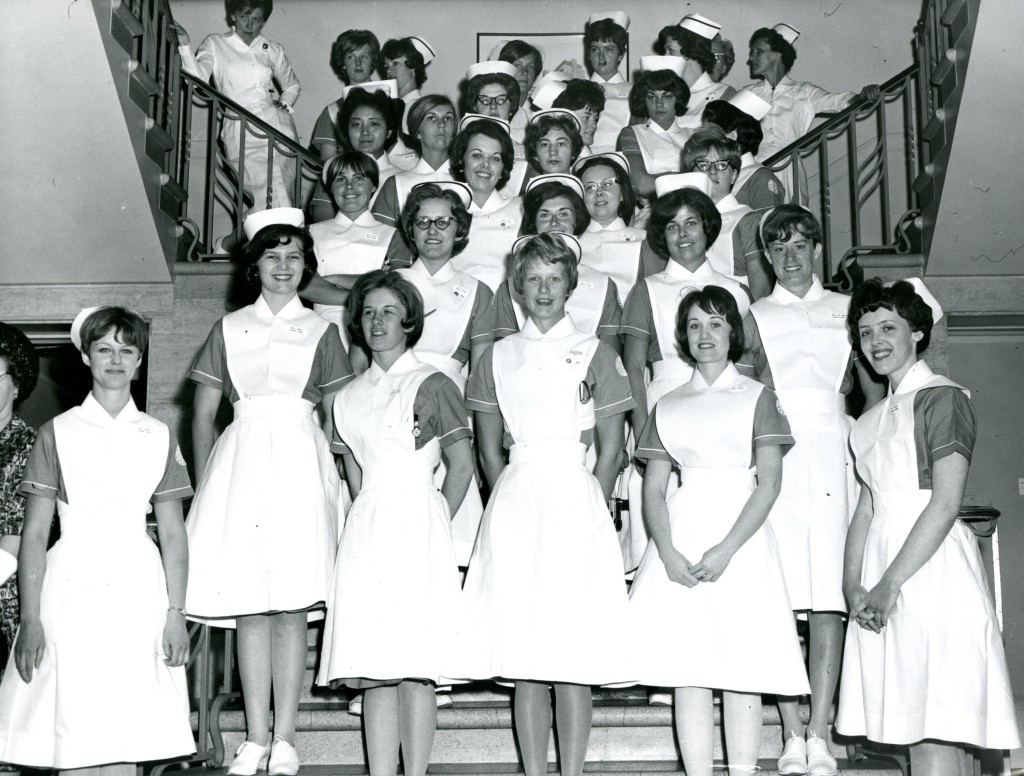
[
  {"xmin": 268, "ymin": 735, "xmax": 299, "ymax": 776},
  {"xmin": 777, "ymin": 734, "xmax": 807, "ymax": 775},
  {"xmin": 227, "ymin": 740, "xmax": 271, "ymax": 776},
  {"xmin": 806, "ymin": 733, "xmax": 838, "ymax": 776},
  {"xmin": 348, "ymin": 693, "xmax": 362, "ymax": 716},
  {"xmin": 648, "ymin": 691, "xmax": 673, "ymax": 706}
]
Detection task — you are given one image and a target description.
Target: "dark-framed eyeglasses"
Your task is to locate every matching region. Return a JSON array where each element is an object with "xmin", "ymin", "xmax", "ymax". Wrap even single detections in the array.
[
  {"xmin": 414, "ymin": 216, "xmax": 454, "ymax": 231},
  {"xmin": 583, "ymin": 178, "xmax": 619, "ymax": 194},
  {"xmin": 475, "ymin": 94, "xmax": 510, "ymax": 106},
  {"xmin": 694, "ymin": 159, "xmax": 733, "ymax": 173}
]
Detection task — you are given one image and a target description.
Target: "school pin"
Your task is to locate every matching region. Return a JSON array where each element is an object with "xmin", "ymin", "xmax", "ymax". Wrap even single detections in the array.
[{"xmin": 412, "ymin": 413, "xmax": 422, "ymax": 438}]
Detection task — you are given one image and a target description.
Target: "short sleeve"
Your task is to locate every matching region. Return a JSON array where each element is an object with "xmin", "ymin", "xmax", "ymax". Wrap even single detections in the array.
[
  {"xmin": 916, "ymin": 386, "xmax": 976, "ymax": 477},
  {"xmin": 19, "ymin": 422, "xmax": 60, "ymax": 500},
  {"xmin": 152, "ymin": 430, "xmax": 194, "ymax": 503},
  {"xmin": 313, "ymin": 326, "xmax": 355, "ymax": 397},
  {"xmin": 311, "ymin": 103, "xmax": 342, "ymax": 156},
  {"xmin": 634, "ymin": 406, "xmax": 672, "ymax": 463},
  {"xmin": 753, "ymin": 388, "xmax": 795, "ymax": 454},
  {"xmin": 466, "ymin": 345, "xmax": 499, "ymax": 414},
  {"xmin": 588, "ymin": 343, "xmax": 636, "ymax": 418},
  {"xmin": 735, "ymin": 211, "xmax": 764, "ymax": 278},
  {"xmin": 638, "ymin": 241, "xmax": 667, "ymax": 279},
  {"xmin": 468, "ymin": 283, "xmax": 496, "ymax": 343},
  {"xmin": 190, "ymin": 321, "xmax": 231, "ymax": 396},
  {"xmin": 620, "ymin": 281, "xmax": 654, "ymax": 341},
  {"xmin": 414, "ymin": 373, "xmax": 472, "ymax": 449},
  {"xmin": 595, "ymin": 281, "xmax": 623, "ymax": 336},
  {"xmin": 330, "ymin": 402, "xmax": 351, "ymax": 456},
  {"xmin": 370, "ymin": 176, "xmax": 401, "ymax": 227},
  {"xmin": 491, "ymin": 283, "xmax": 520, "ymax": 340},
  {"xmin": 384, "ymin": 231, "xmax": 414, "ymax": 270},
  {"xmin": 740, "ymin": 168, "xmax": 786, "ymax": 209}
]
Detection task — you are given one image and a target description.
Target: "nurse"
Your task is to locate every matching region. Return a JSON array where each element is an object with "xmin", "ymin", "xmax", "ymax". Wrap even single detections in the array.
[
  {"xmin": 311, "ymin": 29, "xmax": 382, "ymax": 160},
  {"xmin": 583, "ymin": 13, "xmax": 632, "ymax": 154},
  {"xmin": 187, "ymin": 209, "xmax": 354, "ymax": 775},
  {"xmin": 461, "ymin": 232, "xmax": 634, "ymax": 776},
  {"xmin": 318, "ymin": 270, "xmax": 473, "ymax": 776},
  {"xmin": 660, "ymin": 14, "xmax": 734, "ymax": 125},
  {"xmin": 0, "ymin": 307, "xmax": 195, "ymax": 772},
  {"xmin": 628, "ymin": 286, "xmax": 809, "ymax": 776},
  {"xmin": 837, "ymin": 278, "xmax": 1019, "ymax": 776},
  {"xmin": 743, "ymin": 206, "xmax": 883, "ymax": 776}
]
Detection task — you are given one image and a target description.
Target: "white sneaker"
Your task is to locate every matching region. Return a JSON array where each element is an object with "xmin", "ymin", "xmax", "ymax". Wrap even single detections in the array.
[
  {"xmin": 226, "ymin": 740, "xmax": 271, "ymax": 776},
  {"xmin": 348, "ymin": 693, "xmax": 362, "ymax": 716},
  {"xmin": 777, "ymin": 734, "xmax": 807, "ymax": 775},
  {"xmin": 806, "ymin": 733, "xmax": 838, "ymax": 776},
  {"xmin": 647, "ymin": 692, "xmax": 673, "ymax": 706},
  {"xmin": 268, "ymin": 736, "xmax": 299, "ymax": 776}
]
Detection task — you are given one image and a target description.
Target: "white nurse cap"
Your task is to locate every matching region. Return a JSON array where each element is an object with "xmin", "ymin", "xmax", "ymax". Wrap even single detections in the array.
[
  {"xmin": 530, "ymin": 80, "xmax": 569, "ymax": 111},
  {"xmin": 773, "ymin": 23, "xmax": 801, "ymax": 45},
  {"xmin": 458, "ymin": 113, "xmax": 512, "ymax": 135},
  {"xmin": 679, "ymin": 13, "xmax": 721, "ymax": 40},
  {"xmin": 243, "ymin": 207, "xmax": 305, "ymax": 241},
  {"xmin": 342, "ymin": 79, "xmax": 399, "ymax": 100},
  {"xmin": 528, "ymin": 108, "xmax": 582, "ymax": 133},
  {"xmin": 408, "ymin": 37, "xmax": 436, "ymax": 64},
  {"xmin": 411, "ymin": 180, "xmax": 473, "ymax": 210},
  {"xmin": 588, "ymin": 12, "xmax": 630, "ymax": 30},
  {"xmin": 513, "ymin": 232, "xmax": 583, "ymax": 264},
  {"xmin": 640, "ymin": 55, "xmax": 686, "ymax": 77},
  {"xmin": 729, "ymin": 91, "xmax": 772, "ymax": 121},
  {"xmin": 70, "ymin": 307, "xmax": 102, "ymax": 352},
  {"xmin": 574, "ymin": 150, "xmax": 630, "ymax": 176},
  {"xmin": 655, "ymin": 172, "xmax": 713, "ymax": 198},
  {"xmin": 890, "ymin": 277, "xmax": 944, "ymax": 324},
  {"xmin": 524, "ymin": 172, "xmax": 585, "ymax": 200},
  {"xmin": 466, "ymin": 60, "xmax": 518, "ymax": 81}
]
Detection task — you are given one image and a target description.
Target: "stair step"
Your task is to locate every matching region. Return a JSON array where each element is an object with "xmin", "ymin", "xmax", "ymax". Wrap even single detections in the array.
[
  {"xmin": 930, "ymin": 50, "xmax": 962, "ymax": 103},
  {"xmin": 146, "ymin": 120, "xmax": 174, "ymax": 161},
  {"xmin": 922, "ymin": 110, "xmax": 949, "ymax": 146},
  {"xmin": 940, "ymin": 0, "xmax": 971, "ymax": 44},
  {"xmin": 129, "ymin": 63, "xmax": 160, "ymax": 112},
  {"xmin": 160, "ymin": 176, "xmax": 188, "ymax": 218},
  {"xmin": 109, "ymin": 1, "xmax": 143, "ymax": 54}
]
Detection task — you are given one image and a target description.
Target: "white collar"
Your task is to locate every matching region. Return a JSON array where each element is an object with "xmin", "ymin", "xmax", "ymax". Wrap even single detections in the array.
[
  {"xmin": 80, "ymin": 392, "xmax": 142, "ymax": 425},
  {"xmin": 740, "ymin": 152, "xmax": 758, "ymax": 170},
  {"xmin": 646, "ymin": 119, "xmax": 683, "ymax": 137},
  {"xmin": 520, "ymin": 314, "xmax": 578, "ymax": 340},
  {"xmin": 332, "ymin": 210, "xmax": 380, "ymax": 228},
  {"xmin": 470, "ymin": 189, "xmax": 511, "ymax": 214},
  {"xmin": 715, "ymin": 194, "xmax": 743, "ymax": 214},
  {"xmin": 253, "ymin": 293, "xmax": 307, "ymax": 321},
  {"xmin": 690, "ymin": 72, "xmax": 715, "ymax": 93},
  {"xmin": 591, "ymin": 71, "xmax": 626, "ymax": 85},
  {"xmin": 368, "ymin": 349, "xmax": 423, "ymax": 379},
  {"xmin": 770, "ymin": 275, "xmax": 826, "ymax": 304},
  {"xmin": 226, "ymin": 31, "xmax": 268, "ymax": 51},
  {"xmin": 411, "ymin": 258, "xmax": 456, "ymax": 284},
  {"xmin": 690, "ymin": 361, "xmax": 741, "ymax": 391},
  {"xmin": 665, "ymin": 258, "xmax": 713, "ymax": 281},
  {"xmin": 586, "ymin": 217, "xmax": 627, "ymax": 233}
]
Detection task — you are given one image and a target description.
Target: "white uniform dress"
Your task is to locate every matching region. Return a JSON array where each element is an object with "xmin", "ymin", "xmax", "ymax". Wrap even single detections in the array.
[
  {"xmin": 706, "ymin": 194, "xmax": 755, "ymax": 284},
  {"xmin": 748, "ymin": 278, "xmax": 857, "ymax": 612},
  {"xmin": 450, "ymin": 190, "xmax": 524, "ymax": 292},
  {"xmin": 179, "ymin": 32, "xmax": 300, "ymax": 209},
  {"xmin": 836, "ymin": 361, "xmax": 1020, "ymax": 748},
  {"xmin": 619, "ymin": 121, "xmax": 691, "ymax": 178},
  {"xmin": 591, "ymin": 72, "xmax": 632, "ymax": 155},
  {"xmin": 370, "ymin": 158, "xmax": 454, "ymax": 227},
  {"xmin": 0, "ymin": 395, "xmax": 195, "ymax": 768},
  {"xmin": 318, "ymin": 352, "xmax": 470, "ymax": 687},
  {"xmin": 628, "ymin": 365, "xmax": 809, "ymax": 695},
  {"xmin": 186, "ymin": 296, "xmax": 352, "ymax": 626},
  {"xmin": 396, "ymin": 259, "xmax": 495, "ymax": 565},
  {"xmin": 459, "ymin": 316, "xmax": 634, "ymax": 684},
  {"xmin": 678, "ymin": 72, "xmax": 735, "ymax": 126},
  {"xmin": 578, "ymin": 218, "xmax": 648, "ymax": 305}
]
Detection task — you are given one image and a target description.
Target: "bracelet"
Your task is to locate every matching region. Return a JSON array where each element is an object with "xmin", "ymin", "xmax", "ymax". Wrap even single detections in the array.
[{"xmin": 167, "ymin": 606, "xmax": 187, "ymax": 616}]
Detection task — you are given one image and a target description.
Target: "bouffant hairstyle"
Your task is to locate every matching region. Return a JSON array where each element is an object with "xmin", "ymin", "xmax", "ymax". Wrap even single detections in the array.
[
  {"xmin": 762, "ymin": 204, "xmax": 823, "ymax": 246},
  {"xmin": 79, "ymin": 306, "xmax": 150, "ymax": 355},
  {"xmin": 734, "ymin": 113, "xmax": 765, "ymax": 157},
  {"xmin": 524, "ymin": 113, "xmax": 585, "ymax": 172},
  {"xmin": 701, "ymin": 99, "xmax": 743, "ymax": 133},
  {"xmin": 405, "ymin": 95, "xmax": 457, "ymax": 152},
  {"xmin": 584, "ymin": 18, "xmax": 629, "ymax": 55},
  {"xmin": 675, "ymin": 286, "xmax": 745, "ymax": 364},
  {"xmin": 243, "ymin": 224, "xmax": 317, "ymax": 290},
  {"xmin": 499, "ymin": 40, "xmax": 543, "ymax": 77},
  {"xmin": 401, "ymin": 184, "xmax": 473, "ymax": 258},
  {"xmin": 330, "ymin": 29, "xmax": 380, "ymax": 84},
  {"xmin": 227, "ymin": 0, "xmax": 272, "ymax": 21},
  {"xmin": 324, "ymin": 151, "xmax": 380, "ymax": 209},
  {"xmin": 849, "ymin": 278, "xmax": 935, "ymax": 354},
  {"xmin": 522, "ymin": 182, "xmax": 590, "ymax": 237},
  {"xmin": 348, "ymin": 270, "xmax": 425, "ymax": 348},
  {"xmin": 449, "ymin": 120, "xmax": 516, "ymax": 191},
  {"xmin": 574, "ymin": 156, "xmax": 636, "ymax": 225},
  {"xmin": 680, "ymin": 126, "xmax": 743, "ymax": 175},
  {"xmin": 657, "ymin": 26, "xmax": 716, "ymax": 74},
  {"xmin": 649, "ymin": 188, "xmax": 723, "ymax": 260},
  {"xmin": 750, "ymin": 28, "xmax": 797, "ymax": 74},
  {"xmin": 467, "ymin": 74, "xmax": 522, "ymax": 119},
  {"xmin": 510, "ymin": 233, "xmax": 580, "ymax": 298},
  {"xmin": 0, "ymin": 323, "xmax": 39, "ymax": 403},
  {"xmin": 629, "ymin": 69, "xmax": 690, "ymax": 120},
  {"xmin": 338, "ymin": 88, "xmax": 398, "ymax": 153},
  {"xmin": 552, "ymin": 79, "xmax": 606, "ymax": 113},
  {"xmin": 381, "ymin": 38, "xmax": 429, "ymax": 88}
]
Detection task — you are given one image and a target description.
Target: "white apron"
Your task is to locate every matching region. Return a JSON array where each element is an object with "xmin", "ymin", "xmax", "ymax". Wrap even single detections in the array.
[
  {"xmin": 451, "ymin": 191, "xmax": 523, "ymax": 292},
  {"xmin": 0, "ymin": 398, "xmax": 194, "ymax": 768},
  {"xmin": 837, "ymin": 362, "xmax": 1019, "ymax": 748},
  {"xmin": 397, "ymin": 261, "xmax": 486, "ymax": 565},
  {"xmin": 632, "ymin": 121, "xmax": 689, "ymax": 176},
  {"xmin": 186, "ymin": 303, "xmax": 340, "ymax": 626},
  {"xmin": 628, "ymin": 366, "xmax": 810, "ymax": 695},
  {"xmin": 507, "ymin": 263, "xmax": 613, "ymax": 337},
  {"xmin": 706, "ymin": 194, "xmax": 753, "ymax": 283},
  {"xmin": 319, "ymin": 353, "xmax": 464, "ymax": 686},
  {"xmin": 459, "ymin": 318, "xmax": 632, "ymax": 684},
  {"xmin": 750, "ymin": 280, "xmax": 856, "ymax": 612},
  {"xmin": 591, "ymin": 73, "xmax": 631, "ymax": 155},
  {"xmin": 579, "ymin": 220, "xmax": 646, "ymax": 305}
]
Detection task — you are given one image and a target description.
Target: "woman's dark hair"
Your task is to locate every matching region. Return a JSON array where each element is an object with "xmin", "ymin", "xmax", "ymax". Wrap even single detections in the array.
[
  {"xmin": 675, "ymin": 286, "xmax": 745, "ymax": 363},
  {"xmin": 382, "ymin": 38, "xmax": 429, "ymax": 87},
  {"xmin": 762, "ymin": 204, "xmax": 822, "ymax": 246},
  {"xmin": 243, "ymin": 224, "xmax": 317, "ymax": 291},
  {"xmin": 323, "ymin": 151, "xmax": 380, "ymax": 209},
  {"xmin": 575, "ymin": 156, "xmax": 636, "ymax": 224},
  {"xmin": 750, "ymin": 28, "xmax": 796, "ymax": 73},
  {"xmin": 734, "ymin": 113, "xmax": 764, "ymax": 157},
  {"xmin": 79, "ymin": 306, "xmax": 151, "ymax": 355},
  {"xmin": 401, "ymin": 183, "xmax": 473, "ymax": 258},
  {"xmin": 681, "ymin": 126, "xmax": 742, "ymax": 175},
  {"xmin": 522, "ymin": 182, "xmax": 590, "ymax": 237},
  {"xmin": 449, "ymin": 120, "xmax": 516, "ymax": 190},
  {"xmin": 849, "ymin": 277, "xmax": 934, "ymax": 354},
  {"xmin": 348, "ymin": 269, "xmax": 425, "ymax": 348},
  {"xmin": 338, "ymin": 88, "xmax": 398, "ymax": 153},
  {"xmin": 330, "ymin": 30, "xmax": 380, "ymax": 83},
  {"xmin": 227, "ymin": 0, "xmax": 272, "ymax": 21},
  {"xmin": 510, "ymin": 232, "xmax": 580, "ymax": 297},
  {"xmin": 552, "ymin": 79, "xmax": 606, "ymax": 113},
  {"xmin": 701, "ymin": 100, "xmax": 743, "ymax": 133},
  {"xmin": 467, "ymin": 74, "xmax": 521, "ymax": 119},
  {"xmin": 657, "ymin": 26, "xmax": 715, "ymax": 74},
  {"xmin": 405, "ymin": 95, "xmax": 457, "ymax": 153},
  {"xmin": 629, "ymin": 69, "xmax": 690, "ymax": 120},
  {"xmin": 524, "ymin": 113, "xmax": 584, "ymax": 171},
  {"xmin": 498, "ymin": 40, "xmax": 543, "ymax": 77},
  {"xmin": 584, "ymin": 18, "xmax": 629, "ymax": 55},
  {"xmin": 0, "ymin": 323, "xmax": 39, "ymax": 403},
  {"xmin": 649, "ymin": 188, "xmax": 722, "ymax": 259}
]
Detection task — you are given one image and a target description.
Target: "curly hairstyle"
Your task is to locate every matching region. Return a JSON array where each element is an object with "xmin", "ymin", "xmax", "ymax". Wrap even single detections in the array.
[
  {"xmin": 649, "ymin": 188, "xmax": 722, "ymax": 260},
  {"xmin": 401, "ymin": 183, "xmax": 473, "ymax": 258},
  {"xmin": 675, "ymin": 286, "xmax": 746, "ymax": 364},
  {"xmin": 629, "ymin": 69, "xmax": 690, "ymax": 120},
  {"xmin": 467, "ymin": 73, "xmax": 521, "ymax": 119},
  {"xmin": 348, "ymin": 269, "xmax": 425, "ymax": 348},
  {"xmin": 552, "ymin": 79, "xmax": 606, "ymax": 113},
  {"xmin": 382, "ymin": 37, "xmax": 429, "ymax": 88},
  {"xmin": 522, "ymin": 182, "xmax": 589, "ymax": 237},
  {"xmin": 657, "ymin": 26, "xmax": 716, "ymax": 74},
  {"xmin": 242, "ymin": 224, "xmax": 317, "ymax": 291},
  {"xmin": 79, "ymin": 306, "xmax": 150, "ymax": 355},
  {"xmin": 524, "ymin": 113, "xmax": 584, "ymax": 172},
  {"xmin": 584, "ymin": 18, "xmax": 629, "ymax": 55},
  {"xmin": 680, "ymin": 126, "xmax": 743, "ymax": 175},
  {"xmin": 329, "ymin": 29, "xmax": 380, "ymax": 84},
  {"xmin": 510, "ymin": 232, "xmax": 580, "ymax": 298},
  {"xmin": 574, "ymin": 155, "xmax": 636, "ymax": 225},
  {"xmin": 0, "ymin": 323, "xmax": 39, "ymax": 403},
  {"xmin": 762, "ymin": 204, "xmax": 822, "ymax": 246},
  {"xmin": 750, "ymin": 28, "xmax": 796, "ymax": 73},
  {"xmin": 449, "ymin": 119, "xmax": 516, "ymax": 191},
  {"xmin": 849, "ymin": 277, "xmax": 935, "ymax": 354},
  {"xmin": 701, "ymin": 99, "xmax": 744, "ymax": 133}
]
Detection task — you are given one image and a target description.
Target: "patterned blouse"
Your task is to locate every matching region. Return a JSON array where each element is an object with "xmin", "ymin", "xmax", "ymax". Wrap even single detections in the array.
[{"xmin": 0, "ymin": 414, "xmax": 36, "ymax": 649}]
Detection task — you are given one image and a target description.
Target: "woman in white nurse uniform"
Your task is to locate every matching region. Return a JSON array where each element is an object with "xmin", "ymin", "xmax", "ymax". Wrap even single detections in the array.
[
  {"xmin": 394, "ymin": 181, "xmax": 492, "ymax": 565},
  {"xmin": 187, "ymin": 210, "xmax": 354, "ymax": 775},
  {"xmin": 837, "ymin": 278, "xmax": 1019, "ymax": 775},
  {"xmin": 629, "ymin": 285, "xmax": 808, "ymax": 776},
  {"xmin": 0, "ymin": 307, "xmax": 194, "ymax": 772},
  {"xmin": 318, "ymin": 270, "xmax": 473, "ymax": 776},
  {"xmin": 461, "ymin": 232, "xmax": 634, "ymax": 776}
]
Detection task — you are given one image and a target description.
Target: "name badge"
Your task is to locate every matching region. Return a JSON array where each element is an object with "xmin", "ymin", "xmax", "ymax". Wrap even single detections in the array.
[
  {"xmin": 498, "ymin": 218, "xmax": 514, "ymax": 230},
  {"xmin": 138, "ymin": 426, "xmax": 152, "ymax": 433},
  {"xmin": 888, "ymin": 403, "xmax": 900, "ymax": 415},
  {"xmin": 578, "ymin": 279, "xmax": 594, "ymax": 289},
  {"xmin": 289, "ymin": 326, "xmax": 306, "ymax": 334},
  {"xmin": 363, "ymin": 232, "xmax": 381, "ymax": 241},
  {"xmin": 453, "ymin": 285, "xmax": 469, "ymax": 299},
  {"xmin": 565, "ymin": 349, "xmax": 584, "ymax": 367},
  {"xmin": 728, "ymin": 384, "xmax": 747, "ymax": 392}
]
